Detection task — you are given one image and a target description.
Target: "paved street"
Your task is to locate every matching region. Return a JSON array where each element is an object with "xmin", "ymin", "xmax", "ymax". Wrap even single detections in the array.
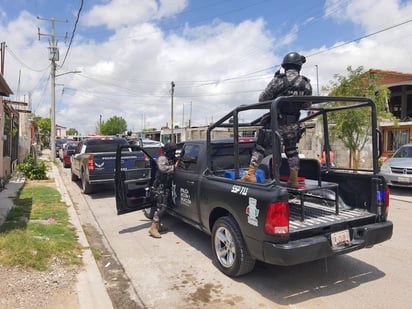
[{"xmin": 57, "ymin": 163, "xmax": 412, "ymax": 309}]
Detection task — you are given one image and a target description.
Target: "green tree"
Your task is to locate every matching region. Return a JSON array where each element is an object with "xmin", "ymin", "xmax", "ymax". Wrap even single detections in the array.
[
  {"xmin": 100, "ymin": 116, "xmax": 127, "ymax": 136},
  {"xmin": 323, "ymin": 66, "xmax": 393, "ymax": 169},
  {"xmin": 36, "ymin": 117, "xmax": 51, "ymax": 148},
  {"xmin": 66, "ymin": 128, "xmax": 79, "ymax": 136}
]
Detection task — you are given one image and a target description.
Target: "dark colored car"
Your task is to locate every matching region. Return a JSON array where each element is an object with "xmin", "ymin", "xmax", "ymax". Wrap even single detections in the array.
[
  {"xmin": 56, "ymin": 138, "xmax": 68, "ymax": 157},
  {"xmin": 62, "ymin": 141, "xmax": 79, "ymax": 168}
]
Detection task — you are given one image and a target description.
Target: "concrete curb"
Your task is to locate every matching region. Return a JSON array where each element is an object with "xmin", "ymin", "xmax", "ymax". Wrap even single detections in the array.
[{"xmin": 50, "ymin": 162, "xmax": 114, "ymax": 309}]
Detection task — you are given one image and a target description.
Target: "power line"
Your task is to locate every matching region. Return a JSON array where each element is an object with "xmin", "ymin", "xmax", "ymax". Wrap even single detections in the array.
[
  {"xmin": 60, "ymin": 0, "xmax": 84, "ymax": 68},
  {"xmin": 307, "ymin": 18, "xmax": 412, "ymax": 58},
  {"xmin": 5, "ymin": 45, "xmax": 50, "ymax": 72}
]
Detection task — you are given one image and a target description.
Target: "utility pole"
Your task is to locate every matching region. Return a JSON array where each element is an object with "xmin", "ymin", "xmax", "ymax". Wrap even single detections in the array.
[
  {"xmin": 170, "ymin": 81, "xmax": 175, "ymax": 144},
  {"xmin": 99, "ymin": 114, "xmax": 102, "ymax": 134},
  {"xmin": 182, "ymin": 103, "xmax": 185, "ymax": 128},
  {"xmin": 0, "ymin": 41, "xmax": 5, "ymax": 75},
  {"xmin": 189, "ymin": 101, "xmax": 192, "ymax": 128},
  {"xmin": 37, "ymin": 16, "xmax": 67, "ymax": 161}
]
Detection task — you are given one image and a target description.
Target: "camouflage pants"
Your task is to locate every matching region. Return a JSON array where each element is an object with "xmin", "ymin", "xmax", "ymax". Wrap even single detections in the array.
[
  {"xmin": 153, "ymin": 185, "xmax": 170, "ymax": 223},
  {"xmin": 250, "ymin": 147, "xmax": 264, "ymax": 167},
  {"xmin": 278, "ymin": 123, "xmax": 300, "ymax": 171}
]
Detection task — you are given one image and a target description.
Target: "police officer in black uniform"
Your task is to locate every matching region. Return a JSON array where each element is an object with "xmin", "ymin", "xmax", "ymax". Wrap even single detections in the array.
[{"xmin": 242, "ymin": 52, "xmax": 312, "ymax": 187}]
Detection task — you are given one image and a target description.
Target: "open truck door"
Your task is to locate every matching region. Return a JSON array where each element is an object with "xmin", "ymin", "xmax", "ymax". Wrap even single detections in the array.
[{"xmin": 115, "ymin": 144, "xmax": 157, "ymax": 215}]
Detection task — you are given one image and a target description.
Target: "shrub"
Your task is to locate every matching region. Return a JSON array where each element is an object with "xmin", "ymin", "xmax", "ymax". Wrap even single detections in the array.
[{"xmin": 17, "ymin": 155, "xmax": 47, "ymax": 180}]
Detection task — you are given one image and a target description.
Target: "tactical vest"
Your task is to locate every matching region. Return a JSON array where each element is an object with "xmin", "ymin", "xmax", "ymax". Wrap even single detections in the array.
[{"xmin": 278, "ymin": 74, "xmax": 311, "ymax": 124}]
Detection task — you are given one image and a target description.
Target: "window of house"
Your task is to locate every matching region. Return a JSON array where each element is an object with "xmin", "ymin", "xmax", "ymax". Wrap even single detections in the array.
[
  {"xmin": 385, "ymin": 129, "xmax": 409, "ymax": 152},
  {"xmin": 389, "ymin": 95, "xmax": 402, "ymax": 119}
]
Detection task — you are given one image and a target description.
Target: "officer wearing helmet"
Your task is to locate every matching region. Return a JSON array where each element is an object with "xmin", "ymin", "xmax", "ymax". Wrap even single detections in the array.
[
  {"xmin": 242, "ymin": 52, "xmax": 312, "ymax": 187},
  {"xmin": 149, "ymin": 142, "xmax": 178, "ymax": 238}
]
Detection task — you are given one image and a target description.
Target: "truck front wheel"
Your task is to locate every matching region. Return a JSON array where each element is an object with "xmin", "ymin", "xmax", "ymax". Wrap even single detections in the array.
[{"xmin": 211, "ymin": 216, "xmax": 256, "ymax": 277}]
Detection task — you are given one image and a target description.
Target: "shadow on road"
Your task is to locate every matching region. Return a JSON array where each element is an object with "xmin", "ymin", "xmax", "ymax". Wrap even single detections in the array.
[
  {"xmin": 238, "ymin": 255, "xmax": 385, "ymax": 306},
  {"xmin": 389, "ymin": 186, "xmax": 411, "ymax": 196},
  {"xmin": 125, "ymin": 214, "xmax": 386, "ymax": 306},
  {"xmin": 118, "ymin": 220, "xmax": 152, "ymax": 234}
]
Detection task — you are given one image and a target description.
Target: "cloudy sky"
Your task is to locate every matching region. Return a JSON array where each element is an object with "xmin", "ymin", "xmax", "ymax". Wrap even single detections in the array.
[{"xmin": 1, "ymin": 0, "xmax": 412, "ymax": 135}]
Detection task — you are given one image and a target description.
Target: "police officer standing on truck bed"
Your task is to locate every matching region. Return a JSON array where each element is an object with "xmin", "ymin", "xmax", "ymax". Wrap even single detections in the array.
[
  {"xmin": 149, "ymin": 143, "xmax": 178, "ymax": 238},
  {"xmin": 241, "ymin": 51, "xmax": 312, "ymax": 188}
]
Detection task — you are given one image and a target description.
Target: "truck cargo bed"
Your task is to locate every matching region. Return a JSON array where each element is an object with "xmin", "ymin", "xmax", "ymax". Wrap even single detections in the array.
[{"xmin": 288, "ymin": 200, "xmax": 375, "ymax": 233}]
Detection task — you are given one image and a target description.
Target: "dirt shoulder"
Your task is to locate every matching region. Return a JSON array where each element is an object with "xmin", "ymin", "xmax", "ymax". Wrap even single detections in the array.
[{"xmin": 0, "ymin": 260, "xmax": 79, "ymax": 309}]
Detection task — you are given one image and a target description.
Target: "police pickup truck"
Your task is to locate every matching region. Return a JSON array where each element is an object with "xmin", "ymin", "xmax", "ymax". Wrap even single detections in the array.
[
  {"xmin": 71, "ymin": 136, "xmax": 142, "ymax": 194},
  {"xmin": 114, "ymin": 96, "xmax": 393, "ymax": 277}
]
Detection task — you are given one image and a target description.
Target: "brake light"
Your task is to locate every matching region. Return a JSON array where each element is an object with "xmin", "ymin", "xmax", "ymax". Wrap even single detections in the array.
[
  {"xmin": 265, "ymin": 202, "xmax": 289, "ymax": 235},
  {"xmin": 159, "ymin": 148, "xmax": 163, "ymax": 156},
  {"xmin": 87, "ymin": 156, "xmax": 94, "ymax": 171},
  {"xmin": 377, "ymin": 186, "xmax": 390, "ymax": 217},
  {"xmin": 385, "ymin": 187, "xmax": 390, "ymax": 216}
]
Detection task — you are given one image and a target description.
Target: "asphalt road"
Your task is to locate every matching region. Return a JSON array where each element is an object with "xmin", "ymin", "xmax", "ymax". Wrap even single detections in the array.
[{"xmin": 58, "ymin": 164, "xmax": 412, "ymax": 309}]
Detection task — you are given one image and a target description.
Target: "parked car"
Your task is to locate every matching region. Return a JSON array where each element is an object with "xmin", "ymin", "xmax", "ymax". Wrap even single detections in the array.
[
  {"xmin": 131, "ymin": 139, "xmax": 164, "ymax": 159},
  {"xmin": 380, "ymin": 143, "xmax": 412, "ymax": 188},
  {"xmin": 61, "ymin": 141, "xmax": 79, "ymax": 168},
  {"xmin": 56, "ymin": 138, "xmax": 68, "ymax": 157}
]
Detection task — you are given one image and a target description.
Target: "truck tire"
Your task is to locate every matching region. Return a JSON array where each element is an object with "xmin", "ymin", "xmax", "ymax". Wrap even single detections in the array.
[
  {"xmin": 211, "ymin": 216, "xmax": 256, "ymax": 277},
  {"xmin": 71, "ymin": 169, "xmax": 78, "ymax": 181},
  {"xmin": 81, "ymin": 170, "xmax": 93, "ymax": 194}
]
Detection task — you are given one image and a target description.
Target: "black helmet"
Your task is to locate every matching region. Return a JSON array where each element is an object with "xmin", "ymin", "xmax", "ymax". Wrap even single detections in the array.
[
  {"xmin": 281, "ymin": 52, "xmax": 306, "ymax": 70},
  {"xmin": 163, "ymin": 143, "xmax": 177, "ymax": 159}
]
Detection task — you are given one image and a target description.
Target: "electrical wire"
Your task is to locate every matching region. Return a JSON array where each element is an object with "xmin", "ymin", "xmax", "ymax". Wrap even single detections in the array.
[
  {"xmin": 32, "ymin": 75, "xmax": 50, "ymax": 114},
  {"xmin": 307, "ymin": 17, "xmax": 412, "ymax": 58},
  {"xmin": 59, "ymin": 0, "xmax": 83, "ymax": 68},
  {"xmin": 5, "ymin": 45, "xmax": 50, "ymax": 72}
]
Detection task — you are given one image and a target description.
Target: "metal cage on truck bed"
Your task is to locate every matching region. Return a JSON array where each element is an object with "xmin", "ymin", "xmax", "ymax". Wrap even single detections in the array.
[{"xmin": 206, "ymin": 96, "xmax": 386, "ymax": 223}]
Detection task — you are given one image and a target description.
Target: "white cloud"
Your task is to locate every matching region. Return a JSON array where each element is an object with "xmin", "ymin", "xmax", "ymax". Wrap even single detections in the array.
[
  {"xmin": 2, "ymin": 0, "xmax": 412, "ymax": 134},
  {"xmin": 82, "ymin": 0, "xmax": 188, "ymax": 29}
]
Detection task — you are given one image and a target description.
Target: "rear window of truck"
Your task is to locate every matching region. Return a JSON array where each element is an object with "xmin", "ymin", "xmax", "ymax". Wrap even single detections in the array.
[{"xmin": 85, "ymin": 139, "xmax": 128, "ymax": 153}]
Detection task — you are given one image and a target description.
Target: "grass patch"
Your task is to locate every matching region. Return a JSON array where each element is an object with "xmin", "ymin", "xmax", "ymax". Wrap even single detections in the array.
[{"xmin": 0, "ymin": 182, "xmax": 82, "ymax": 271}]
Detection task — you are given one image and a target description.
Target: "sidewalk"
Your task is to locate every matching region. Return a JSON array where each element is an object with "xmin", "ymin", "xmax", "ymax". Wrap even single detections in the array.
[
  {"xmin": 0, "ymin": 171, "xmax": 24, "ymax": 226},
  {"xmin": 0, "ymin": 150, "xmax": 113, "ymax": 309}
]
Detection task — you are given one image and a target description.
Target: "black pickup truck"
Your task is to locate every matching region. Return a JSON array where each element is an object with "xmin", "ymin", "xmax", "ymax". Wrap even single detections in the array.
[{"xmin": 114, "ymin": 96, "xmax": 393, "ymax": 277}]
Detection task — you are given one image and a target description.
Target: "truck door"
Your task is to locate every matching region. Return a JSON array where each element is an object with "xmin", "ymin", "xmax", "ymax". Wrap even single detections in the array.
[
  {"xmin": 173, "ymin": 143, "xmax": 201, "ymax": 223},
  {"xmin": 114, "ymin": 144, "xmax": 156, "ymax": 215}
]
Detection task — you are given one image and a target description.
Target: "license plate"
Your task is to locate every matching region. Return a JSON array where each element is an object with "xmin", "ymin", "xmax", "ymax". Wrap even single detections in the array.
[
  {"xmin": 397, "ymin": 176, "xmax": 409, "ymax": 183},
  {"xmin": 331, "ymin": 230, "xmax": 350, "ymax": 248}
]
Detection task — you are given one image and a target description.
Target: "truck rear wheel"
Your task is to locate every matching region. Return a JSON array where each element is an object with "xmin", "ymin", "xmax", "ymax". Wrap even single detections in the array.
[
  {"xmin": 71, "ymin": 169, "xmax": 78, "ymax": 181},
  {"xmin": 212, "ymin": 216, "xmax": 256, "ymax": 277},
  {"xmin": 81, "ymin": 170, "xmax": 93, "ymax": 194}
]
